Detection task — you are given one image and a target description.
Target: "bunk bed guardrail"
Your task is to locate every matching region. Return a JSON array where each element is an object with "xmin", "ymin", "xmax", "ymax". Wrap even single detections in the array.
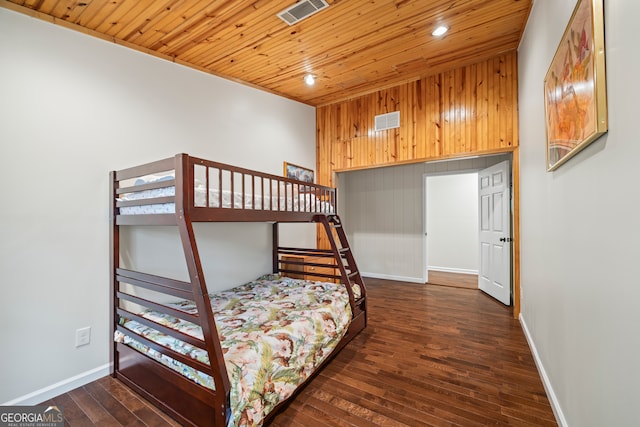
[{"xmin": 114, "ymin": 154, "xmax": 337, "ymax": 224}]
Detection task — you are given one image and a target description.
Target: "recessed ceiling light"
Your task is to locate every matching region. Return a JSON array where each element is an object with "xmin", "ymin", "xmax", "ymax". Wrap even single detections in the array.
[
  {"xmin": 432, "ymin": 25, "xmax": 449, "ymax": 37},
  {"xmin": 304, "ymin": 74, "xmax": 316, "ymax": 86}
]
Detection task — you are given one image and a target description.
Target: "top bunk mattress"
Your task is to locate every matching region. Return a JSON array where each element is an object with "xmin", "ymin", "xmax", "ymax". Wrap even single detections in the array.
[
  {"xmin": 118, "ymin": 173, "xmax": 334, "ymax": 214},
  {"xmin": 116, "ymin": 158, "xmax": 336, "ymax": 216}
]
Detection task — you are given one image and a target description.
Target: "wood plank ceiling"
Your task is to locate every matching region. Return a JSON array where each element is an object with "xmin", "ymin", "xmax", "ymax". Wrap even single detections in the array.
[{"xmin": 3, "ymin": 0, "xmax": 532, "ymax": 106}]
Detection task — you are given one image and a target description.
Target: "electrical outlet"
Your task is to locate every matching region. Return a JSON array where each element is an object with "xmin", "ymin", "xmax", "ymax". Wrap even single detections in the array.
[{"xmin": 75, "ymin": 327, "xmax": 91, "ymax": 347}]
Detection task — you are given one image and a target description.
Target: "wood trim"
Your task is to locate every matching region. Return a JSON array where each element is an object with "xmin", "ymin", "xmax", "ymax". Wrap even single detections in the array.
[
  {"xmin": 331, "ymin": 147, "xmax": 518, "ymax": 174},
  {"xmin": 512, "ymin": 147, "xmax": 521, "ymax": 319}
]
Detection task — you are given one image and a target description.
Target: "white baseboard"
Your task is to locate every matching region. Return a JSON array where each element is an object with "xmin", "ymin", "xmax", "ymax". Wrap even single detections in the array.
[
  {"xmin": 2, "ymin": 363, "xmax": 111, "ymax": 406},
  {"xmin": 427, "ymin": 266, "xmax": 478, "ymax": 275},
  {"xmin": 519, "ymin": 314, "xmax": 568, "ymax": 427},
  {"xmin": 361, "ymin": 272, "xmax": 425, "ymax": 284}
]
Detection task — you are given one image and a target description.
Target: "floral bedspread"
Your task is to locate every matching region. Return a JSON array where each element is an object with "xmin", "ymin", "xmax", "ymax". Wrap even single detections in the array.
[{"xmin": 115, "ymin": 274, "xmax": 355, "ymax": 427}]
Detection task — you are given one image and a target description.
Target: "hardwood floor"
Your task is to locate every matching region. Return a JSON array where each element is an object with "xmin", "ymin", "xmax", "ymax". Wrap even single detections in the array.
[
  {"xmin": 42, "ymin": 375, "xmax": 181, "ymax": 427},
  {"xmin": 44, "ymin": 278, "xmax": 556, "ymax": 426},
  {"xmin": 427, "ymin": 270, "xmax": 478, "ymax": 290}
]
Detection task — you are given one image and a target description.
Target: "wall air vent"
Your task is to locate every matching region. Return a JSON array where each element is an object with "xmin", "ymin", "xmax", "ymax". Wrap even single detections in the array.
[
  {"xmin": 277, "ymin": 0, "xmax": 330, "ymax": 26},
  {"xmin": 374, "ymin": 111, "xmax": 400, "ymax": 131}
]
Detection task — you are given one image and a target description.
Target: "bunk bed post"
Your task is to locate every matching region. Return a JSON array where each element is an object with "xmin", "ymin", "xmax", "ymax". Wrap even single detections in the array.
[
  {"xmin": 109, "ymin": 171, "xmax": 118, "ymax": 376},
  {"xmin": 272, "ymin": 222, "xmax": 279, "ymax": 274},
  {"xmin": 174, "ymin": 154, "xmax": 231, "ymax": 425}
]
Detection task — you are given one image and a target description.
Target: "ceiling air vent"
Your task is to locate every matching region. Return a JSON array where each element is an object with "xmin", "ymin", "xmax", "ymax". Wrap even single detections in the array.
[
  {"xmin": 277, "ymin": 0, "xmax": 330, "ymax": 26},
  {"xmin": 374, "ymin": 111, "xmax": 400, "ymax": 131}
]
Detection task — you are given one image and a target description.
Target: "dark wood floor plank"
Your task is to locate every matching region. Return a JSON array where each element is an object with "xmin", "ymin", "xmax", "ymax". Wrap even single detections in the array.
[
  {"xmin": 43, "ymin": 277, "xmax": 556, "ymax": 426},
  {"xmin": 312, "ymin": 373, "xmax": 459, "ymax": 427},
  {"xmin": 83, "ymin": 381, "xmax": 146, "ymax": 427},
  {"xmin": 315, "ymin": 359, "xmax": 488, "ymax": 426},
  {"xmin": 42, "ymin": 395, "xmax": 94, "ymax": 427},
  {"xmin": 95, "ymin": 375, "xmax": 181, "ymax": 427},
  {"xmin": 311, "ymin": 387, "xmax": 406, "ymax": 427},
  {"xmin": 67, "ymin": 387, "xmax": 121, "ymax": 426}
]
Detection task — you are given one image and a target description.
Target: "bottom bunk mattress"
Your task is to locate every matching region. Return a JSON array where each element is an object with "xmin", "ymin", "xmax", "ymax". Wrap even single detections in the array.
[{"xmin": 115, "ymin": 274, "xmax": 359, "ymax": 427}]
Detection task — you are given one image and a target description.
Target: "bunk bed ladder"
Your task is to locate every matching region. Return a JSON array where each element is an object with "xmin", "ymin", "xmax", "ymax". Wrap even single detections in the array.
[{"xmin": 318, "ymin": 215, "xmax": 367, "ymax": 321}]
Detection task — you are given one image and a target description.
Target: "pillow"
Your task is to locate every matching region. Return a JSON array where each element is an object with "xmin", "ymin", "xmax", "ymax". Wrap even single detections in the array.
[
  {"xmin": 133, "ymin": 173, "xmax": 204, "ymax": 188},
  {"xmin": 134, "ymin": 173, "xmax": 175, "ymax": 186}
]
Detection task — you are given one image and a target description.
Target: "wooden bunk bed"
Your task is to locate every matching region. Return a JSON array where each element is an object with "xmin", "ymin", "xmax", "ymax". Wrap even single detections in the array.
[{"xmin": 109, "ymin": 153, "xmax": 367, "ymax": 426}]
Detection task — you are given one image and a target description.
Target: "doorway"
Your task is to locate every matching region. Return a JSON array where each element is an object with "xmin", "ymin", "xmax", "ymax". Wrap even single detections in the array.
[
  {"xmin": 425, "ymin": 172, "xmax": 479, "ymax": 290},
  {"xmin": 422, "ymin": 158, "xmax": 513, "ymax": 305}
]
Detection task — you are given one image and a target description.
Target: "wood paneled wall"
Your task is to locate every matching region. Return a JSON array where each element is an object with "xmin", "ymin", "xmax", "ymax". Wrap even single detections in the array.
[{"xmin": 316, "ymin": 51, "xmax": 519, "ymax": 186}]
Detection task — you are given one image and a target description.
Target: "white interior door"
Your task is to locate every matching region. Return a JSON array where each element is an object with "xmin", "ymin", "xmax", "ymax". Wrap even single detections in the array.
[{"xmin": 478, "ymin": 161, "xmax": 511, "ymax": 305}]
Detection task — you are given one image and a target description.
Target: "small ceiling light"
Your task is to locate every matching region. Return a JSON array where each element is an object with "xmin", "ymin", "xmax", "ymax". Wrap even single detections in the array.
[
  {"xmin": 304, "ymin": 74, "xmax": 316, "ymax": 86},
  {"xmin": 432, "ymin": 25, "xmax": 449, "ymax": 37}
]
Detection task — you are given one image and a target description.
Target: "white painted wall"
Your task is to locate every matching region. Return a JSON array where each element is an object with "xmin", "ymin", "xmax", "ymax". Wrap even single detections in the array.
[
  {"xmin": 518, "ymin": 1, "xmax": 640, "ymax": 426},
  {"xmin": 339, "ymin": 164, "xmax": 424, "ymax": 283},
  {"xmin": 339, "ymin": 155, "xmax": 507, "ymax": 283},
  {"xmin": 0, "ymin": 8, "xmax": 316, "ymax": 404},
  {"xmin": 426, "ymin": 173, "xmax": 478, "ymax": 274}
]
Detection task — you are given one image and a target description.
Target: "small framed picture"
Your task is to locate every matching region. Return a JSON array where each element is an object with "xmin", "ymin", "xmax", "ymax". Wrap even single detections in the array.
[{"xmin": 283, "ymin": 162, "xmax": 314, "ymax": 183}]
